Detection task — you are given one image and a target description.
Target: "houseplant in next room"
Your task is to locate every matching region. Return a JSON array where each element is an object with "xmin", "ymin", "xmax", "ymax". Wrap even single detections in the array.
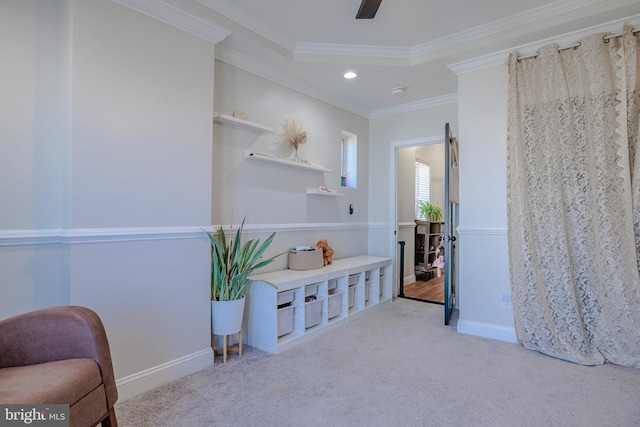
[
  {"xmin": 417, "ymin": 200, "xmax": 443, "ymax": 222},
  {"xmin": 205, "ymin": 218, "xmax": 281, "ymax": 336}
]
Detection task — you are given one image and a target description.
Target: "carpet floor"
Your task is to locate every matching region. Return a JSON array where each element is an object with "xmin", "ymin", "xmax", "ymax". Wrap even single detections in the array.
[{"xmin": 115, "ymin": 298, "xmax": 640, "ymax": 427}]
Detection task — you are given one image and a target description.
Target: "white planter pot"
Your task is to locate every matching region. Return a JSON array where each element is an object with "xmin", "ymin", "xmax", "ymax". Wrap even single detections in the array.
[{"xmin": 211, "ymin": 297, "xmax": 246, "ymax": 335}]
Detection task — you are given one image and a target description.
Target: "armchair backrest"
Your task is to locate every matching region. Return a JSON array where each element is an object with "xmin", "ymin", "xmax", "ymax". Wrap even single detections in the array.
[{"xmin": 0, "ymin": 306, "xmax": 118, "ymax": 409}]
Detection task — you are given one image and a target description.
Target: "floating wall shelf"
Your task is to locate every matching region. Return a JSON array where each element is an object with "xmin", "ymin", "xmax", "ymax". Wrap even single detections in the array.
[
  {"xmin": 245, "ymin": 151, "xmax": 332, "ymax": 173},
  {"xmin": 306, "ymin": 187, "xmax": 343, "ymax": 196},
  {"xmin": 213, "ymin": 112, "xmax": 274, "ymax": 133}
]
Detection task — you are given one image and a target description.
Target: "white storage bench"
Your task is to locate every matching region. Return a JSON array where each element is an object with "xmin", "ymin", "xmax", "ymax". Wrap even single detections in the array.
[{"xmin": 244, "ymin": 256, "xmax": 392, "ymax": 354}]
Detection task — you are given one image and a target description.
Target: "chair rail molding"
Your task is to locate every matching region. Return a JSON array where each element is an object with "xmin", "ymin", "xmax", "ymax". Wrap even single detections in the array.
[
  {"xmin": 456, "ymin": 225, "xmax": 507, "ymax": 236},
  {"xmin": 398, "ymin": 222, "xmax": 417, "ymax": 229},
  {"xmin": 0, "ymin": 223, "xmax": 372, "ymax": 247},
  {"xmin": 0, "ymin": 227, "xmax": 204, "ymax": 247}
]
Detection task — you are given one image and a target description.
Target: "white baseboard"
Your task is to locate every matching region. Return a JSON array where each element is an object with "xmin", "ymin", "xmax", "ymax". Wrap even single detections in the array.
[
  {"xmin": 116, "ymin": 347, "xmax": 213, "ymax": 401},
  {"xmin": 457, "ymin": 320, "xmax": 518, "ymax": 343},
  {"xmin": 403, "ymin": 274, "xmax": 416, "ymax": 285}
]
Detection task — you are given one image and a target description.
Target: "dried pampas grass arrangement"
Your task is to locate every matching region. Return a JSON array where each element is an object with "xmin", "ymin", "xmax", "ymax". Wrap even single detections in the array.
[{"xmin": 280, "ymin": 117, "xmax": 307, "ymax": 161}]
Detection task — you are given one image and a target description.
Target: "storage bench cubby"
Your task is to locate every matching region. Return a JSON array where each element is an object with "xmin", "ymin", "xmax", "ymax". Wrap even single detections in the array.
[
  {"xmin": 277, "ymin": 304, "xmax": 295, "ymax": 337},
  {"xmin": 328, "ymin": 289, "xmax": 345, "ymax": 319},
  {"xmin": 245, "ymin": 256, "xmax": 392, "ymax": 354},
  {"xmin": 305, "ymin": 297, "xmax": 324, "ymax": 328}
]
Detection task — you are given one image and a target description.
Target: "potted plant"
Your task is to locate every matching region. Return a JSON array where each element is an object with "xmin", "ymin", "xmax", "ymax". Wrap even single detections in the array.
[
  {"xmin": 204, "ymin": 218, "xmax": 282, "ymax": 335},
  {"xmin": 417, "ymin": 200, "xmax": 443, "ymax": 222}
]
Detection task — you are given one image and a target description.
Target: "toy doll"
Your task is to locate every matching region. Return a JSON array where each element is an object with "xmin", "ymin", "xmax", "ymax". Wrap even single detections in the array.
[{"xmin": 433, "ymin": 243, "xmax": 445, "ymax": 277}]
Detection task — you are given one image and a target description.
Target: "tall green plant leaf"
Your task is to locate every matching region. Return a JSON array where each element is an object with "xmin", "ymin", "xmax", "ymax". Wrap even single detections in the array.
[{"xmin": 204, "ymin": 218, "xmax": 283, "ymax": 301}]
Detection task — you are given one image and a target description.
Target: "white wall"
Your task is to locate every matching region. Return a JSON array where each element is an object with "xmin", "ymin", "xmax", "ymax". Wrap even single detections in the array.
[
  {"xmin": 1, "ymin": 0, "xmax": 216, "ymax": 400},
  {"xmin": 70, "ymin": 0, "xmax": 217, "ymax": 394},
  {"xmin": 0, "ymin": 0, "xmax": 67, "ymax": 316},
  {"xmin": 397, "ymin": 147, "xmax": 416, "ymax": 282},
  {"xmin": 0, "ymin": 0, "xmax": 65, "ymax": 231},
  {"xmin": 397, "ymin": 148, "xmax": 416, "ymax": 224},
  {"xmin": 456, "ymin": 65, "xmax": 515, "ymax": 342},
  {"xmin": 213, "ymin": 61, "xmax": 371, "ymax": 272}
]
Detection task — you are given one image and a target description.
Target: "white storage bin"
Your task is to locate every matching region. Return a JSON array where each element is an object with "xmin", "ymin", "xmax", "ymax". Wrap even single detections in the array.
[
  {"xmin": 277, "ymin": 290, "xmax": 295, "ymax": 306},
  {"xmin": 305, "ymin": 298, "xmax": 323, "ymax": 328},
  {"xmin": 305, "ymin": 284, "xmax": 319, "ymax": 297},
  {"xmin": 348, "ymin": 274, "xmax": 359, "ymax": 286},
  {"xmin": 348, "ymin": 285, "xmax": 356, "ymax": 308},
  {"xmin": 277, "ymin": 305, "xmax": 295, "ymax": 337},
  {"xmin": 328, "ymin": 290, "xmax": 344, "ymax": 319},
  {"xmin": 328, "ymin": 279, "xmax": 338, "ymax": 291},
  {"xmin": 364, "ymin": 280, "xmax": 371, "ymax": 302}
]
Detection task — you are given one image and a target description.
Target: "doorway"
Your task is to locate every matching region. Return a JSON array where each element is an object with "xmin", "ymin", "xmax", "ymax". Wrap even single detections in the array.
[
  {"xmin": 389, "ymin": 128, "xmax": 459, "ymax": 323},
  {"xmin": 397, "ymin": 142, "xmax": 445, "ymax": 305}
]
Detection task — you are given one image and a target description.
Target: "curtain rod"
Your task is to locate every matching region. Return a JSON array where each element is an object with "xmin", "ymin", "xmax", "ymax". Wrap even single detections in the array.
[{"xmin": 517, "ymin": 28, "xmax": 639, "ymax": 62}]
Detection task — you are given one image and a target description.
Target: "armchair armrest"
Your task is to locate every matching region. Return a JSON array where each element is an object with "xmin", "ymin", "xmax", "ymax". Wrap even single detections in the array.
[{"xmin": 0, "ymin": 306, "xmax": 118, "ymax": 408}]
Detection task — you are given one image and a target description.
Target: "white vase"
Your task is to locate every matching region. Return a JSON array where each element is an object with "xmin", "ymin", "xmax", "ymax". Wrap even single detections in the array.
[{"xmin": 211, "ymin": 296, "xmax": 246, "ymax": 335}]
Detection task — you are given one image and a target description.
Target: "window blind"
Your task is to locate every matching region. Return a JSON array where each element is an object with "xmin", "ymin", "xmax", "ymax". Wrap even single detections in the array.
[{"xmin": 415, "ymin": 160, "xmax": 430, "ymax": 219}]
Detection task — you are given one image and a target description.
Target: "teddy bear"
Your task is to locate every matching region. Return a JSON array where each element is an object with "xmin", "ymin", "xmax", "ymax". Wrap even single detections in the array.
[{"xmin": 316, "ymin": 239, "xmax": 334, "ymax": 266}]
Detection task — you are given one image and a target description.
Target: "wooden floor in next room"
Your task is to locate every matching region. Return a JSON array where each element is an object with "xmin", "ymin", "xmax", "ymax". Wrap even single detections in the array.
[{"xmin": 403, "ymin": 273, "xmax": 444, "ymax": 303}]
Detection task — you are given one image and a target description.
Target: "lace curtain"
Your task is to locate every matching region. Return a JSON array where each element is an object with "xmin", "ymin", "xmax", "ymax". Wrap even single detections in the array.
[{"xmin": 507, "ymin": 26, "xmax": 640, "ymax": 367}]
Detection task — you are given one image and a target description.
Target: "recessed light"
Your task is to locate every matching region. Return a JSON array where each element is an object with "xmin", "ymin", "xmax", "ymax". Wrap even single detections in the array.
[
  {"xmin": 344, "ymin": 71, "xmax": 357, "ymax": 79},
  {"xmin": 391, "ymin": 87, "xmax": 406, "ymax": 96}
]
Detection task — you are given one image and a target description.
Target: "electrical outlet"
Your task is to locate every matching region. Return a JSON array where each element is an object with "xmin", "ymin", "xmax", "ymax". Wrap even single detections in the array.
[{"xmin": 501, "ymin": 293, "xmax": 512, "ymax": 309}]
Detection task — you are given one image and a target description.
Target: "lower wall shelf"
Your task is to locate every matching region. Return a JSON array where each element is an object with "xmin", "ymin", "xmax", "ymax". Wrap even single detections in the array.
[
  {"xmin": 306, "ymin": 187, "xmax": 344, "ymax": 196},
  {"xmin": 245, "ymin": 255, "xmax": 392, "ymax": 354}
]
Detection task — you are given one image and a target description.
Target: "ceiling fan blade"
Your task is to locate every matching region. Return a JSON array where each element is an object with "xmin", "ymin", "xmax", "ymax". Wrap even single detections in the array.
[{"xmin": 356, "ymin": 0, "xmax": 382, "ymax": 19}]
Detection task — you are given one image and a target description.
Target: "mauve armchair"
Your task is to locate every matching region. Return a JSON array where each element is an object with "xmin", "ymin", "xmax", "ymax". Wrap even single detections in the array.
[{"xmin": 0, "ymin": 306, "xmax": 118, "ymax": 427}]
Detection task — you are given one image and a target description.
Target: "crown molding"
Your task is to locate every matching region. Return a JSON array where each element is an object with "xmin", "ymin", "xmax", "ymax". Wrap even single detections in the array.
[
  {"xmin": 112, "ymin": 0, "xmax": 230, "ymax": 44},
  {"xmin": 414, "ymin": 0, "xmax": 602, "ymax": 59},
  {"xmin": 240, "ymin": 0, "xmax": 606, "ymax": 64},
  {"xmin": 370, "ymin": 93, "xmax": 458, "ymax": 119},
  {"xmin": 448, "ymin": 13, "xmax": 640, "ymax": 75},
  {"xmin": 297, "ymin": 0, "xmax": 604, "ymax": 63},
  {"xmin": 448, "ymin": 50, "xmax": 509, "ymax": 76},
  {"xmin": 295, "ymin": 43, "xmax": 411, "ymax": 61},
  {"xmin": 196, "ymin": 0, "xmax": 294, "ymax": 51}
]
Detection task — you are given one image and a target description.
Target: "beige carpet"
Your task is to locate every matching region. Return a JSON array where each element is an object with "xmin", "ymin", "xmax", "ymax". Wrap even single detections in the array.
[{"xmin": 115, "ymin": 299, "xmax": 640, "ymax": 426}]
